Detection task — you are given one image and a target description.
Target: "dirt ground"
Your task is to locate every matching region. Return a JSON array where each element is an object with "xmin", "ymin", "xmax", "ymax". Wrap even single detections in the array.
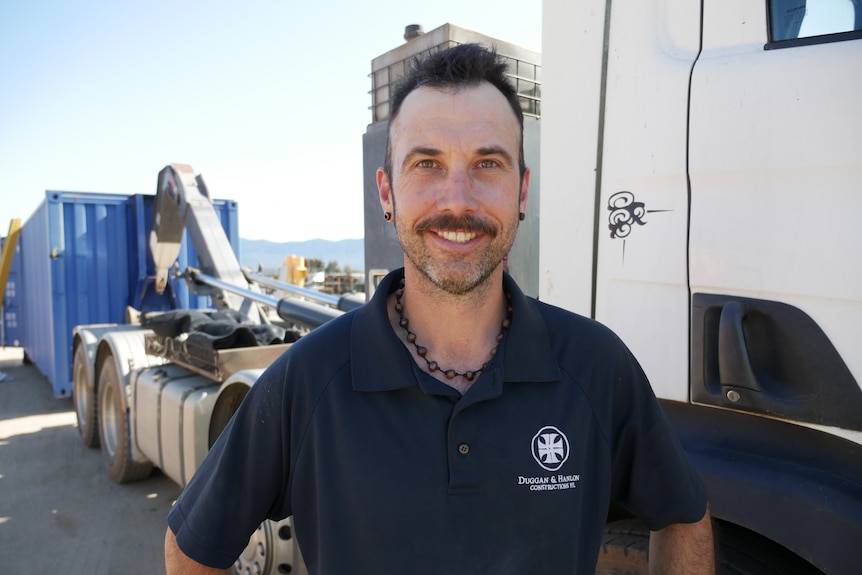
[{"xmin": 0, "ymin": 347, "xmax": 181, "ymax": 575}]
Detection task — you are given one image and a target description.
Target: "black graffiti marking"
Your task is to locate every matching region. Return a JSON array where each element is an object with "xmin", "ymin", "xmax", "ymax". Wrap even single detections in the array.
[{"xmin": 608, "ymin": 191, "xmax": 646, "ymax": 239}]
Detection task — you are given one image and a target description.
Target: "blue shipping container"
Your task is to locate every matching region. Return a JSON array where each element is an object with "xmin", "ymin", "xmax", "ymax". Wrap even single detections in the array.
[
  {"xmin": 19, "ymin": 190, "xmax": 240, "ymax": 397},
  {"xmin": 1, "ymin": 234, "xmax": 22, "ymax": 347}
]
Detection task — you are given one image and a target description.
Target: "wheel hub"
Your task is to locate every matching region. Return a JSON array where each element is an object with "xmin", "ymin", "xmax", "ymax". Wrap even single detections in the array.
[{"xmin": 234, "ymin": 517, "xmax": 300, "ymax": 575}]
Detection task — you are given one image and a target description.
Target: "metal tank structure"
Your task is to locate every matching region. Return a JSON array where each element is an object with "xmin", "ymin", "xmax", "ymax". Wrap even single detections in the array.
[{"xmin": 362, "ymin": 23, "xmax": 542, "ymax": 297}]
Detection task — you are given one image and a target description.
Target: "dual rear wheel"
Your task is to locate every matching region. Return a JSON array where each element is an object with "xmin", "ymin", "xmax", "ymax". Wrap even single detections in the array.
[
  {"xmin": 72, "ymin": 343, "xmax": 99, "ymax": 448},
  {"xmin": 73, "ymin": 343, "xmax": 150, "ymax": 482},
  {"xmin": 97, "ymin": 353, "xmax": 153, "ymax": 483}
]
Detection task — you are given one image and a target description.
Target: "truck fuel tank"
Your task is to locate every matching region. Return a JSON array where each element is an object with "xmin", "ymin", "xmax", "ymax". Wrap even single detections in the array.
[{"xmin": 132, "ymin": 364, "xmax": 220, "ymax": 487}]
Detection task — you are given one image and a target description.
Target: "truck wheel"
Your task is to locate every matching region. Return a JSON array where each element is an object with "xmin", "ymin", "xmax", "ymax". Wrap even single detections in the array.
[
  {"xmin": 596, "ymin": 520, "xmax": 649, "ymax": 575},
  {"xmin": 72, "ymin": 343, "xmax": 99, "ymax": 448},
  {"xmin": 97, "ymin": 356, "xmax": 152, "ymax": 483},
  {"xmin": 234, "ymin": 517, "xmax": 306, "ymax": 575},
  {"xmin": 596, "ymin": 519, "xmax": 824, "ymax": 575},
  {"xmin": 713, "ymin": 521, "xmax": 824, "ymax": 575},
  {"xmin": 208, "ymin": 384, "xmax": 249, "ymax": 448}
]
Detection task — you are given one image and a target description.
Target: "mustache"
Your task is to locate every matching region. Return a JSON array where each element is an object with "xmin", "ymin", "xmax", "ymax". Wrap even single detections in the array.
[{"xmin": 414, "ymin": 214, "xmax": 498, "ymax": 237}]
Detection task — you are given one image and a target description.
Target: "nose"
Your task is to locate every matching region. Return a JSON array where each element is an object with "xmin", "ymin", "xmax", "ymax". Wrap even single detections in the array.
[{"xmin": 436, "ymin": 165, "xmax": 478, "ymax": 213}]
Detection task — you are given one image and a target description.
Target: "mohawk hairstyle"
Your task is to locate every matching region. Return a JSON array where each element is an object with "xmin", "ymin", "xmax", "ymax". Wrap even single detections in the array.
[{"xmin": 383, "ymin": 43, "xmax": 526, "ymax": 182}]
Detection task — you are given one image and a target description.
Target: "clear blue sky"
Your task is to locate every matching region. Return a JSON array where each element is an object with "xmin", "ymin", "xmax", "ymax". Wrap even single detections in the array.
[{"xmin": 0, "ymin": 0, "xmax": 541, "ymax": 242}]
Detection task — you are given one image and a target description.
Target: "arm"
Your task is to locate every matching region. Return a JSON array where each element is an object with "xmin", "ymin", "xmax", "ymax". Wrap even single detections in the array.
[
  {"xmin": 648, "ymin": 505, "xmax": 715, "ymax": 575},
  {"xmin": 165, "ymin": 528, "xmax": 231, "ymax": 575}
]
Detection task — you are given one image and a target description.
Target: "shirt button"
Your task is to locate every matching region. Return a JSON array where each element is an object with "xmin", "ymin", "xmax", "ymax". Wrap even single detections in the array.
[{"xmin": 458, "ymin": 443, "xmax": 470, "ymax": 455}]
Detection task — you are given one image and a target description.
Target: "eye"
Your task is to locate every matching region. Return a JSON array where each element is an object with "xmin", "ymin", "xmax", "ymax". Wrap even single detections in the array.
[
  {"xmin": 478, "ymin": 159, "xmax": 499, "ymax": 168},
  {"xmin": 417, "ymin": 159, "xmax": 436, "ymax": 168}
]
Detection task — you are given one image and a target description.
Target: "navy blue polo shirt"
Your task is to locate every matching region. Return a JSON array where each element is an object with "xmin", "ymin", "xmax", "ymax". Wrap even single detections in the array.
[{"xmin": 168, "ymin": 269, "xmax": 707, "ymax": 573}]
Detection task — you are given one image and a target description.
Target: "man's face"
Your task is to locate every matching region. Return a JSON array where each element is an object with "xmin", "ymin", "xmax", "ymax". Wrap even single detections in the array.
[{"xmin": 377, "ymin": 82, "xmax": 529, "ymax": 295}]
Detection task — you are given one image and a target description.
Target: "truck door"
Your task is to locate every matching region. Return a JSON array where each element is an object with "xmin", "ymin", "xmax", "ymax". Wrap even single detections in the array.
[
  {"xmin": 688, "ymin": 0, "xmax": 862, "ymax": 437},
  {"xmin": 540, "ymin": 1, "xmax": 703, "ymax": 402}
]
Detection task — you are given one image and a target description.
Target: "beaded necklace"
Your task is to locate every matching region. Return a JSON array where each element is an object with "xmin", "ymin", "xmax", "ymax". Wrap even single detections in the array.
[{"xmin": 394, "ymin": 278, "xmax": 512, "ymax": 381}]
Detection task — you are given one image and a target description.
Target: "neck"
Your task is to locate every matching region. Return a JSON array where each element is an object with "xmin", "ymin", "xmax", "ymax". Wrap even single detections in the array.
[
  {"xmin": 402, "ymin": 264, "xmax": 506, "ymax": 334},
  {"xmin": 390, "ymin": 266, "xmax": 509, "ymax": 392}
]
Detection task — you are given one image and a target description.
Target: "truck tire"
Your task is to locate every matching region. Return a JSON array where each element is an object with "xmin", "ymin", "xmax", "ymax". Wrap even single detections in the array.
[
  {"xmin": 97, "ymin": 356, "xmax": 153, "ymax": 483},
  {"xmin": 208, "ymin": 383, "xmax": 249, "ymax": 448},
  {"xmin": 596, "ymin": 520, "xmax": 649, "ymax": 575},
  {"xmin": 712, "ymin": 521, "xmax": 824, "ymax": 575},
  {"xmin": 72, "ymin": 343, "xmax": 99, "ymax": 448},
  {"xmin": 596, "ymin": 519, "xmax": 824, "ymax": 575}
]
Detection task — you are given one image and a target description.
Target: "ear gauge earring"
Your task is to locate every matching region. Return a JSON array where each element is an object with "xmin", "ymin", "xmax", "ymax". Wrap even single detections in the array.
[
  {"xmin": 519, "ymin": 212, "xmax": 526, "ymax": 221},
  {"xmin": 384, "ymin": 211, "xmax": 393, "ymax": 222}
]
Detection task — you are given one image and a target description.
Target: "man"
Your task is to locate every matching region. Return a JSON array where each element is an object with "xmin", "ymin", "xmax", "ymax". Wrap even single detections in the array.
[{"xmin": 166, "ymin": 43, "xmax": 714, "ymax": 574}]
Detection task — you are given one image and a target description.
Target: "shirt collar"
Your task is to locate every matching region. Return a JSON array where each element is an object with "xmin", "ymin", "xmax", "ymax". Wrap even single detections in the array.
[
  {"xmin": 501, "ymin": 272, "xmax": 561, "ymax": 383},
  {"xmin": 350, "ymin": 268, "xmax": 560, "ymax": 392}
]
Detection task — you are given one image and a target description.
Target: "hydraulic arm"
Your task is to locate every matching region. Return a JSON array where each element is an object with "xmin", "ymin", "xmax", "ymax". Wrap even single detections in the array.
[{"xmin": 149, "ymin": 163, "xmax": 265, "ymax": 322}]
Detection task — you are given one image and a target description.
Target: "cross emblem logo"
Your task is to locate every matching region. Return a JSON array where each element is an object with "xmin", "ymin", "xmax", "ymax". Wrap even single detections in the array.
[{"xmin": 531, "ymin": 426, "xmax": 570, "ymax": 471}]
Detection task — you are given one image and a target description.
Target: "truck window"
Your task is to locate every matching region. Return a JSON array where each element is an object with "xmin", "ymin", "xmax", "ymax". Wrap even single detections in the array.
[{"xmin": 769, "ymin": 0, "xmax": 862, "ymax": 45}]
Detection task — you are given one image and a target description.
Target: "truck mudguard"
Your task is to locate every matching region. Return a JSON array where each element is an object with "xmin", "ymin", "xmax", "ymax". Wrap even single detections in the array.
[{"xmin": 664, "ymin": 400, "xmax": 862, "ymax": 574}]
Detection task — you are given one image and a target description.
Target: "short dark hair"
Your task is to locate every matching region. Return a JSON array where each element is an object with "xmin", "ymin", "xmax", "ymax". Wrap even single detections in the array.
[{"xmin": 384, "ymin": 43, "xmax": 526, "ymax": 182}]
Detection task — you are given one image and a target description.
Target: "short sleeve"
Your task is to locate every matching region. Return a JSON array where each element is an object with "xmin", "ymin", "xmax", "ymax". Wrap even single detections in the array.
[{"xmin": 608, "ymin": 343, "xmax": 708, "ymax": 530}]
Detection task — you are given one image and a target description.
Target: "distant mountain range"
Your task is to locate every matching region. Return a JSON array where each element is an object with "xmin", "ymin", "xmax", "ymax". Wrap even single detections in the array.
[{"xmin": 240, "ymin": 238, "xmax": 364, "ymax": 272}]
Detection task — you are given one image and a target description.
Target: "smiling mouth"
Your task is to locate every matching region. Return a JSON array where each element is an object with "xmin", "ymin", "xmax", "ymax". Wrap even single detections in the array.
[
  {"xmin": 434, "ymin": 230, "xmax": 478, "ymax": 243},
  {"xmin": 416, "ymin": 214, "xmax": 497, "ymax": 243}
]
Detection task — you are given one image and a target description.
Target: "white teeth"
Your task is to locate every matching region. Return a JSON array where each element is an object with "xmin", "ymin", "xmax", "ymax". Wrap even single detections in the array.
[{"xmin": 437, "ymin": 230, "xmax": 476, "ymax": 243}]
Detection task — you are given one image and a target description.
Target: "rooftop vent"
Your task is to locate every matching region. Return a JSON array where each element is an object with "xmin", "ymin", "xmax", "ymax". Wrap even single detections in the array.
[{"xmin": 404, "ymin": 24, "xmax": 424, "ymax": 41}]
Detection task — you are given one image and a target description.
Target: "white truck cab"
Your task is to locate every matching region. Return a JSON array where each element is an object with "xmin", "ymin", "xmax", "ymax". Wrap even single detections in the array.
[{"xmin": 541, "ymin": 1, "xmax": 861, "ymax": 573}]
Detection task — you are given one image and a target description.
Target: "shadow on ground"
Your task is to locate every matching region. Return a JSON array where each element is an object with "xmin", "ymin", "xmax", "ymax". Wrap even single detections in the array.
[{"xmin": 0, "ymin": 352, "xmax": 181, "ymax": 574}]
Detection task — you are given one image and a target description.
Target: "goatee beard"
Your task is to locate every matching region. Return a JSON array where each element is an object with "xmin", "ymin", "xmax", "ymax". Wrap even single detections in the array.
[{"xmin": 395, "ymin": 211, "xmax": 516, "ymax": 297}]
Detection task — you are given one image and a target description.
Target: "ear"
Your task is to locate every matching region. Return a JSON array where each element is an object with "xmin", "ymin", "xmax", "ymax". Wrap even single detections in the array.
[
  {"xmin": 377, "ymin": 168, "xmax": 393, "ymax": 213},
  {"xmin": 519, "ymin": 168, "xmax": 531, "ymax": 214}
]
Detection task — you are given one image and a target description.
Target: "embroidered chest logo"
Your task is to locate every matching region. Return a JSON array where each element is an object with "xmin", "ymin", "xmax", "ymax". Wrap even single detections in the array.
[{"xmin": 531, "ymin": 426, "xmax": 570, "ymax": 471}]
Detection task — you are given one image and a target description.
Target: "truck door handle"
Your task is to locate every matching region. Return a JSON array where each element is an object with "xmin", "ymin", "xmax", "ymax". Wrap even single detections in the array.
[
  {"xmin": 717, "ymin": 301, "xmax": 763, "ymax": 392},
  {"xmin": 692, "ymin": 293, "xmax": 861, "ymax": 430}
]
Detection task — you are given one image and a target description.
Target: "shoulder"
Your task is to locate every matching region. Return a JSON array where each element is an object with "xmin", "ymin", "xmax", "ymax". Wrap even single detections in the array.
[
  {"xmin": 269, "ymin": 308, "xmax": 355, "ymax": 380},
  {"xmin": 530, "ymin": 297, "xmax": 631, "ymax": 362},
  {"xmin": 255, "ymin": 269, "xmax": 403, "ymax": 399},
  {"xmin": 524, "ymin": 298, "xmax": 652, "ymax": 410},
  {"xmin": 502, "ymin": 275, "xmax": 639, "ymax": 390}
]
